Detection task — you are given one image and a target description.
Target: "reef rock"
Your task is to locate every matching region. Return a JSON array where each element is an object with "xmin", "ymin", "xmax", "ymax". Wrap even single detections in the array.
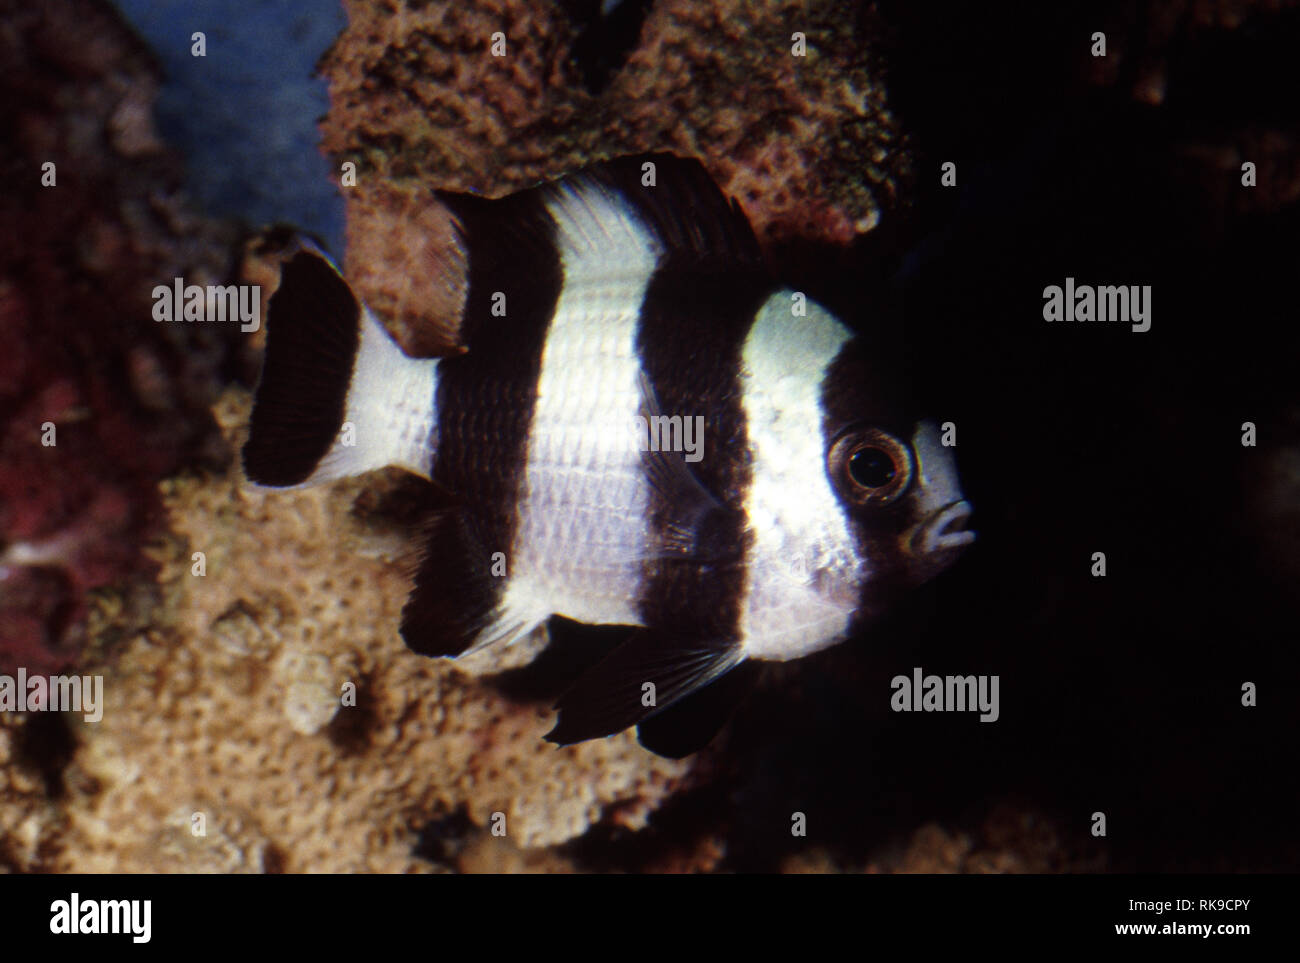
[
  {"xmin": 47, "ymin": 392, "xmax": 689, "ymax": 872},
  {"xmin": 319, "ymin": 0, "xmax": 910, "ymax": 348}
]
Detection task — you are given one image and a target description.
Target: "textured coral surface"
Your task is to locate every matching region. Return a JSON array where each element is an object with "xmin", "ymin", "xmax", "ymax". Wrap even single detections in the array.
[
  {"xmin": 37, "ymin": 391, "xmax": 687, "ymax": 872},
  {"xmin": 320, "ymin": 0, "xmax": 910, "ymax": 348},
  {"xmin": 322, "ymin": 0, "xmax": 906, "ymax": 239}
]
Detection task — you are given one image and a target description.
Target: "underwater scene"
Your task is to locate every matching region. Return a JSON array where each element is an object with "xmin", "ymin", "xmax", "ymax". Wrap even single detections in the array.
[{"xmin": 1, "ymin": 0, "xmax": 1298, "ymax": 883}]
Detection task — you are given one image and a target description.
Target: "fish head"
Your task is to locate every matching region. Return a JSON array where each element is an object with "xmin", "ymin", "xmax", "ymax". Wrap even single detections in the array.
[
  {"xmin": 812, "ymin": 337, "xmax": 975, "ymax": 622},
  {"xmin": 825, "ymin": 418, "xmax": 975, "ymax": 596},
  {"xmin": 733, "ymin": 298, "xmax": 975, "ymax": 660}
]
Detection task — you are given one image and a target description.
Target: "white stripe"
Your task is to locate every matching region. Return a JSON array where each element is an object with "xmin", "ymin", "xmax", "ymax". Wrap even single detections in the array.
[
  {"xmin": 494, "ymin": 179, "xmax": 663, "ymax": 631},
  {"xmin": 737, "ymin": 291, "xmax": 860, "ymax": 660}
]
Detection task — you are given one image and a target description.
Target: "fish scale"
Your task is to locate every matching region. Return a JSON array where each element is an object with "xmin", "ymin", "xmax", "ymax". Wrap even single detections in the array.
[
  {"xmin": 509, "ymin": 183, "xmax": 659, "ymax": 628},
  {"xmin": 510, "ymin": 301, "xmax": 649, "ymax": 628}
]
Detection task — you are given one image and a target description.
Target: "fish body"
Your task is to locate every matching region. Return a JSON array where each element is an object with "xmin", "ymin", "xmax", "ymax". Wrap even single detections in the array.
[{"xmin": 243, "ymin": 155, "xmax": 974, "ymax": 756}]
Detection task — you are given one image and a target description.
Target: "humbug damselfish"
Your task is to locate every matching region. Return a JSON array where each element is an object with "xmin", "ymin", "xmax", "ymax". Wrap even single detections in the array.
[{"xmin": 242, "ymin": 155, "xmax": 974, "ymax": 757}]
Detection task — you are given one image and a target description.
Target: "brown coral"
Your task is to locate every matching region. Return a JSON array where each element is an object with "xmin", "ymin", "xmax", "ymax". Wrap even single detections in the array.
[
  {"xmin": 319, "ymin": 0, "xmax": 910, "ymax": 335},
  {"xmin": 46, "ymin": 391, "xmax": 689, "ymax": 872}
]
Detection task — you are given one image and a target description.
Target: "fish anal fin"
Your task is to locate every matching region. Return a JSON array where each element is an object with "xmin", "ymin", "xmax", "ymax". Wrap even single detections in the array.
[
  {"xmin": 635, "ymin": 659, "xmax": 760, "ymax": 758},
  {"xmin": 545, "ymin": 632, "xmax": 745, "ymax": 746}
]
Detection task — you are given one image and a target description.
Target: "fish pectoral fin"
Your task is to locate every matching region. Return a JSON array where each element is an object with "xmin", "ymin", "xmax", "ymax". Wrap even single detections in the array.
[
  {"xmin": 545, "ymin": 632, "xmax": 745, "ymax": 746},
  {"xmin": 401, "ymin": 508, "xmax": 528, "ymax": 658},
  {"xmin": 635, "ymin": 659, "xmax": 760, "ymax": 758},
  {"xmin": 635, "ymin": 371, "xmax": 742, "ymax": 564}
]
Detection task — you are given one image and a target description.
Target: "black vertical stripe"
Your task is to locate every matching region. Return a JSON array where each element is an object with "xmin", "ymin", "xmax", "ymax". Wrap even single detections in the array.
[
  {"xmin": 634, "ymin": 266, "xmax": 773, "ymax": 639},
  {"xmin": 818, "ymin": 336, "xmax": 915, "ymax": 439},
  {"xmin": 401, "ymin": 189, "xmax": 562, "ymax": 655},
  {"xmin": 431, "ymin": 188, "xmax": 562, "ymax": 568},
  {"xmin": 608, "ymin": 154, "xmax": 776, "ymax": 642}
]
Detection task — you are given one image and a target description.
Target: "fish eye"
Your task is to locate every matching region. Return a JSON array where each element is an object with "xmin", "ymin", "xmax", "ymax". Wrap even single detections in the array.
[{"xmin": 828, "ymin": 428, "xmax": 913, "ymax": 506}]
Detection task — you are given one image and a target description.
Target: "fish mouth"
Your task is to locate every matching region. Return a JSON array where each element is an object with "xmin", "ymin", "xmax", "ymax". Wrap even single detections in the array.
[{"xmin": 911, "ymin": 499, "xmax": 976, "ymax": 560}]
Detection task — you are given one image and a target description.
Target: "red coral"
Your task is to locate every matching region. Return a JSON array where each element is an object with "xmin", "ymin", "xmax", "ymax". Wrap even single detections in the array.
[{"xmin": 0, "ymin": 0, "xmax": 242, "ymax": 676}]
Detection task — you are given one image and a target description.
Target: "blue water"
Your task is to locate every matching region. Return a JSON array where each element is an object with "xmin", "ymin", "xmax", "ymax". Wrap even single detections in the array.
[{"xmin": 112, "ymin": 0, "xmax": 348, "ymax": 255}]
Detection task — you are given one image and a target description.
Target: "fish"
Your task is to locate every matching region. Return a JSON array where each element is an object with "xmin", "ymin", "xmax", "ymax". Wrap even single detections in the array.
[{"xmin": 241, "ymin": 154, "xmax": 975, "ymax": 757}]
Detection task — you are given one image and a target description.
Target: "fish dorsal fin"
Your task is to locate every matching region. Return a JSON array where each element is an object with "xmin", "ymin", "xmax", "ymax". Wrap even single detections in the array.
[
  {"xmin": 434, "ymin": 154, "xmax": 764, "ymax": 316},
  {"xmin": 568, "ymin": 153, "xmax": 765, "ymax": 270},
  {"xmin": 433, "ymin": 187, "xmax": 564, "ymax": 335}
]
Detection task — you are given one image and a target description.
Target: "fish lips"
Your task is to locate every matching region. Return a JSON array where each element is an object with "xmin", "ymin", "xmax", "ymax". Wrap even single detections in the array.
[{"xmin": 906, "ymin": 498, "xmax": 976, "ymax": 576}]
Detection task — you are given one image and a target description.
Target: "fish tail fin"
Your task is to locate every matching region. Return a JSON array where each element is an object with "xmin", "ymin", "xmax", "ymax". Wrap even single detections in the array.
[{"xmin": 242, "ymin": 245, "xmax": 439, "ymax": 488}]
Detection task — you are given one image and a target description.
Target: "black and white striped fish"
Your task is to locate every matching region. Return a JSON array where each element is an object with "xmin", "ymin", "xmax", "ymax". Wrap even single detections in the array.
[{"xmin": 242, "ymin": 155, "xmax": 974, "ymax": 757}]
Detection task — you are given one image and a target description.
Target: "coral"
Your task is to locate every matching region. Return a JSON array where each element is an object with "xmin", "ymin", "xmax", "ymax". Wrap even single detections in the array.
[
  {"xmin": 865, "ymin": 806, "xmax": 1106, "ymax": 875},
  {"xmin": 0, "ymin": 715, "xmax": 61, "ymax": 871},
  {"xmin": 0, "ymin": 0, "xmax": 243, "ymax": 676},
  {"xmin": 319, "ymin": 0, "xmax": 910, "ymax": 341},
  {"xmin": 46, "ymin": 391, "xmax": 689, "ymax": 871},
  {"xmin": 1083, "ymin": 0, "xmax": 1292, "ymax": 106},
  {"xmin": 614, "ymin": 0, "xmax": 906, "ymax": 242},
  {"xmin": 773, "ymin": 807, "xmax": 1104, "ymax": 875}
]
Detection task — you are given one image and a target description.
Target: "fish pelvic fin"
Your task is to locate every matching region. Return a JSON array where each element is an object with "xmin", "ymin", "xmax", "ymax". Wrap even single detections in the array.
[{"xmin": 242, "ymin": 243, "xmax": 438, "ymax": 488}]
